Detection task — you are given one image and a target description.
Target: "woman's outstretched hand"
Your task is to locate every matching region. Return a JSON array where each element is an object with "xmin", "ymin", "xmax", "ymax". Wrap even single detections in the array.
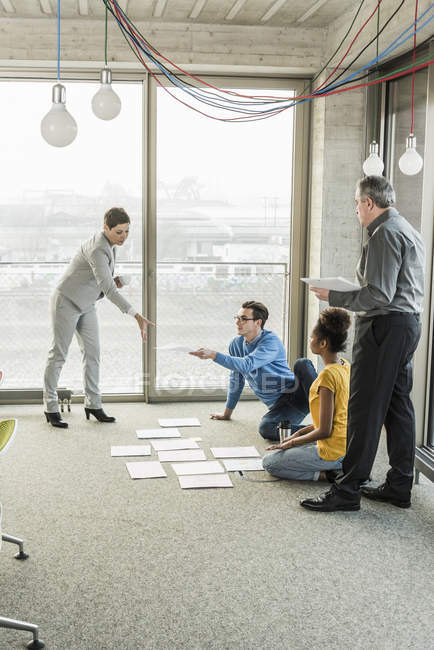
[{"xmin": 135, "ymin": 314, "xmax": 154, "ymax": 341}]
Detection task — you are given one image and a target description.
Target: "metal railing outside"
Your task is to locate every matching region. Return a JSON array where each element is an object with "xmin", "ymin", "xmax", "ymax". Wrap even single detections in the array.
[{"xmin": 0, "ymin": 261, "xmax": 288, "ymax": 396}]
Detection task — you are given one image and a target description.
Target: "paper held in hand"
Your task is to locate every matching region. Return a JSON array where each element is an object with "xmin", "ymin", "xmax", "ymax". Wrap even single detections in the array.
[{"xmin": 301, "ymin": 277, "xmax": 360, "ymax": 292}]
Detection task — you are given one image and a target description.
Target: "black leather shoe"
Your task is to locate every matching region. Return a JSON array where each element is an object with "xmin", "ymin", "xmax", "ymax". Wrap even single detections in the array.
[
  {"xmin": 361, "ymin": 483, "xmax": 411, "ymax": 508},
  {"xmin": 84, "ymin": 408, "xmax": 116, "ymax": 423},
  {"xmin": 300, "ymin": 486, "xmax": 360, "ymax": 512},
  {"xmin": 44, "ymin": 411, "xmax": 68, "ymax": 429}
]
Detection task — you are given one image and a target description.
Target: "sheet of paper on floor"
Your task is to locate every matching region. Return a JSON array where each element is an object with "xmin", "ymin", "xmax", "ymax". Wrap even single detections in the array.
[
  {"xmin": 151, "ymin": 439, "xmax": 200, "ymax": 451},
  {"xmin": 111, "ymin": 445, "xmax": 151, "ymax": 457},
  {"xmin": 126, "ymin": 461, "xmax": 167, "ymax": 479},
  {"xmin": 178, "ymin": 474, "xmax": 233, "ymax": 489},
  {"xmin": 171, "ymin": 460, "xmax": 224, "ymax": 476},
  {"xmin": 222, "ymin": 458, "xmax": 264, "ymax": 471},
  {"xmin": 136, "ymin": 427, "xmax": 181, "ymax": 439},
  {"xmin": 158, "ymin": 449, "xmax": 206, "ymax": 462},
  {"xmin": 158, "ymin": 418, "xmax": 200, "ymax": 427},
  {"xmin": 210, "ymin": 446, "xmax": 260, "ymax": 458}
]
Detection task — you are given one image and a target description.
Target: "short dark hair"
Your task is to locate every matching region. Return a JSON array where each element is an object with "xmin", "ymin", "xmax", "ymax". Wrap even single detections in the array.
[
  {"xmin": 313, "ymin": 308, "xmax": 351, "ymax": 353},
  {"xmin": 104, "ymin": 207, "xmax": 130, "ymax": 229},
  {"xmin": 242, "ymin": 301, "xmax": 269, "ymax": 329}
]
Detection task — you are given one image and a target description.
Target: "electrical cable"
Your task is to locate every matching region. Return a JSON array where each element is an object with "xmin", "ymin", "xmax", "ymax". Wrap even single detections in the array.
[
  {"xmin": 102, "ymin": 0, "xmax": 434, "ymax": 122},
  {"xmin": 411, "ymin": 0, "xmax": 419, "ymax": 133},
  {"xmin": 104, "ymin": 0, "xmax": 108, "ymax": 66},
  {"xmin": 314, "ymin": 0, "xmax": 384, "ymax": 94},
  {"xmin": 57, "ymin": 0, "xmax": 60, "ymax": 80},
  {"xmin": 318, "ymin": 0, "xmax": 405, "ymax": 94},
  {"xmin": 107, "ymin": 0, "xmax": 433, "ymax": 105}
]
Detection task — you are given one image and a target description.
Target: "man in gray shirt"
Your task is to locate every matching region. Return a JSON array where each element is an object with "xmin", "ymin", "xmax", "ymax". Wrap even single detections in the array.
[{"xmin": 301, "ymin": 175, "xmax": 424, "ymax": 512}]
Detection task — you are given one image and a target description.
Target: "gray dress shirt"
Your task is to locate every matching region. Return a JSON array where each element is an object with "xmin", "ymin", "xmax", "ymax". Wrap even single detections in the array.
[{"xmin": 329, "ymin": 207, "xmax": 425, "ymax": 317}]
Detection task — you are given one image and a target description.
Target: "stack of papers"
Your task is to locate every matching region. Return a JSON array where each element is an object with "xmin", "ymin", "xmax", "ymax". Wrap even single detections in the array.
[{"xmin": 301, "ymin": 277, "xmax": 360, "ymax": 291}]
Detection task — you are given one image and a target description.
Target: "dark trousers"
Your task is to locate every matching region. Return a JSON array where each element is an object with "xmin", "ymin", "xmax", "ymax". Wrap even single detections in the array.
[
  {"xmin": 259, "ymin": 358, "xmax": 317, "ymax": 440},
  {"xmin": 337, "ymin": 313, "xmax": 421, "ymax": 499}
]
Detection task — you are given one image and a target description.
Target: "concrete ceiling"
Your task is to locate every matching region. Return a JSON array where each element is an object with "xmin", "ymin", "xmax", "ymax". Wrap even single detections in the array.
[{"xmin": 0, "ymin": 0, "xmax": 362, "ymax": 28}]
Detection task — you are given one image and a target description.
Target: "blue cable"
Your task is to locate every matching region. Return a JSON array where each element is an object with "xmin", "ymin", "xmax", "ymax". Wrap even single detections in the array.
[
  {"xmin": 318, "ymin": 4, "xmax": 434, "ymax": 95},
  {"xmin": 107, "ymin": 0, "xmax": 434, "ymax": 120}
]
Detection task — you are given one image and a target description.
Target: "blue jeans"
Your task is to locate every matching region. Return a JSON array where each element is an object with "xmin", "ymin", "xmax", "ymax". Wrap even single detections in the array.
[
  {"xmin": 262, "ymin": 443, "xmax": 343, "ymax": 481},
  {"xmin": 258, "ymin": 358, "xmax": 317, "ymax": 441}
]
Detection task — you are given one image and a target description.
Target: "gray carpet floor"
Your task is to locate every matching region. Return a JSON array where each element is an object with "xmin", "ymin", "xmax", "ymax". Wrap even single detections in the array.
[{"xmin": 1, "ymin": 401, "xmax": 433, "ymax": 650}]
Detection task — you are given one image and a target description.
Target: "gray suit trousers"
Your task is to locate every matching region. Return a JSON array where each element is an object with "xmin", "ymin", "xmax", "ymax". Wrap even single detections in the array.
[{"xmin": 43, "ymin": 290, "xmax": 101, "ymax": 412}]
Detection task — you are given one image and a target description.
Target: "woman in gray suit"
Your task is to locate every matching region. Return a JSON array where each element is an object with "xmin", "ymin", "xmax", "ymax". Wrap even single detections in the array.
[{"xmin": 43, "ymin": 207, "xmax": 152, "ymax": 428}]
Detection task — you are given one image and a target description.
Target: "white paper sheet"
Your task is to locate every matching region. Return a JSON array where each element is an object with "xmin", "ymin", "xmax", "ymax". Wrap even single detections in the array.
[
  {"xmin": 211, "ymin": 446, "xmax": 260, "ymax": 458},
  {"xmin": 151, "ymin": 439, "xmax": 200, "ymax": 451},
  {"xmin": 301, "ymin": 277, "xmax": 360, "ymax": 292},
  {"xmin": 155, "ymin": 343, "xmax": 194, "ymax": 352},
  {"xmin": 111, "ymin": 445, "xmax": 151, "ymax": 457},
  {"xmin": 178, "ymin": 474, "xmax": 233, "ymax": 489},
  {"xmin": 158, "ymin": 449, "xmax": 206, "ymax": 463},
  {"xmin": 158, "ymin": 418, "xmax": 201, "ymax": 428},
  {"xmin": 171, "ymin": 460, "xmax": 224, "ymax": 476},
  {"xmin": 222, "ymin": 458, "xmax": 265, "ymax": 471},
  {"xmin": 126, "ymin": 461, "xmax": 167, "ymax": 479},
  {"xmin": 136, "ymin": 428, "xmax": 181, "ymax": 439}
]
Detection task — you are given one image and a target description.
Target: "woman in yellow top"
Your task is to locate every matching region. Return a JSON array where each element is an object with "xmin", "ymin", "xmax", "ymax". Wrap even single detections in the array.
[{"xmin": 262, "ymin": 307, "xmax": 351, "ymax": 482}]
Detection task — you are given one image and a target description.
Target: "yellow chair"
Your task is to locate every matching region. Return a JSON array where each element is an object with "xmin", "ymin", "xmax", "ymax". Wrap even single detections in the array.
[{"xmin": 0, "ymin": 419, "xmax": 45, "ymax": 649}]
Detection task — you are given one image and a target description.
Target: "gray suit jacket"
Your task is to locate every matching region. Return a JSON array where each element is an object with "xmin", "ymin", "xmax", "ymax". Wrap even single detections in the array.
[{"xmin": 57, "ymin": 232, "xmax": 132, "ymax": 314}]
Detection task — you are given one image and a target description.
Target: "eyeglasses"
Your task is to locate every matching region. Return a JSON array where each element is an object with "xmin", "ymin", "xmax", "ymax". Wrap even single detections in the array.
[{"xmin": 233, "ymin": 316, "xmax": 255, "ymax": 322}]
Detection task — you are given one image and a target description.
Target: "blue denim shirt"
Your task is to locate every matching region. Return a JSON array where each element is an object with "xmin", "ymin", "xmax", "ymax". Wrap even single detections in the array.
[{"xmin": 213, "ymin": 329, "xmax": 295, "ymax": 410}]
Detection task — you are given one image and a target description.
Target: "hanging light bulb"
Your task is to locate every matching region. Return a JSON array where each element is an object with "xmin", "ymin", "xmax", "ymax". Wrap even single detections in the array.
[
  {"xmin": 398, "ymin": 133, "xmax": 423, "ymax": 176},
  {"xmin": 91, "ymin": 67, "xmax": 121, "ymax": 120},
  {"xmin": 363, "ymin": 141, "xmax": 384, "ymax": 176},
  {"xmin": 41, "ymin": 83, "xmax": 78, "ymax": 147}
]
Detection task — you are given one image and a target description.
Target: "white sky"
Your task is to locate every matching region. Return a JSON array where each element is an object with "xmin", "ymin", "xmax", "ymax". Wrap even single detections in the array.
[{"xmin": 0, "ymin": 81, "xmax": 294, "ymax": 205}]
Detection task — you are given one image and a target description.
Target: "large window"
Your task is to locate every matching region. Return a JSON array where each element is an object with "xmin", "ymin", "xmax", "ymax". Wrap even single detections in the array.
[
  {"xmin": 385, "ymin": 67, "xmax": 428, "ymax": 231},
  {"xmin": 381, "ymin": 42, "xmax": 434, "ymax": 465},
  {"xmin": 0, "ymin": 80, "xmax": 142, "ymax": 395},
  {"xmin": 148, "ymin": 79, "xmax": 302, "ymax": 398}
]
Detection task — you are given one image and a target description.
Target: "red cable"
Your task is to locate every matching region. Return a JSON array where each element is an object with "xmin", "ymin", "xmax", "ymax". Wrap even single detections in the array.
[
  {"xmin": 305, "ymin": 0, "xmax": 383, "ymax": 93},
  {"xmin": 109, "ymin": 0, "xmax": 433, "ymax": 122},
  {"xmin": 410, "ymin": 0, "xmax": 418, "ymax": 134},
  {"xmin": 109, "ymin": 1, "xmax": 287, "ymax": 101},
  {"xmin": 110, "ymin": 0, "xmax": 376, "ymax": 104}
]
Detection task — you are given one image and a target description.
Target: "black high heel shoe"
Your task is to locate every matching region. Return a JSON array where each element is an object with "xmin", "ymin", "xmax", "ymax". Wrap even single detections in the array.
[
  {"xmin": 84, "ymin": 408, "xmax": 116, "ymax": 423},
  {"xmin": 44, "ymin": 411, "xmax": 68, "ymax": 428}
]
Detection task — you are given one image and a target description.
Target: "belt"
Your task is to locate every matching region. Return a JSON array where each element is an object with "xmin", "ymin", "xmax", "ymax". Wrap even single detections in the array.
[{"xmin": 361, "ymin": 312, "xmax": 420, "ymax": 323}]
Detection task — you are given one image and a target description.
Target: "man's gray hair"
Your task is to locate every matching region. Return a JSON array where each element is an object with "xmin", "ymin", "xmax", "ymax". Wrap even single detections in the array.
[{"xmin": 357, "ymin": 175, "xmax": 396, "ymax": 208}]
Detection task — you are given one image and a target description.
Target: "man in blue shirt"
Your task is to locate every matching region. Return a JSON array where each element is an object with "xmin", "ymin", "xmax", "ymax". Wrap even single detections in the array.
[{"xmin": 190, "ymin": 300, "xmax": 317, "ymax": 440}]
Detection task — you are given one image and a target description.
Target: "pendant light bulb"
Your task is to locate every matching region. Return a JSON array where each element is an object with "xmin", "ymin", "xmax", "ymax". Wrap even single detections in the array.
[
  {"xmin": 398, "ymin": 134, "xmax": 423, "ymax": 176},
  {"xmin": 91, "ymin": 67, "xmax": 121, "ymax": 120},
  {"xmin": 362, "ymin": 141, "xmax": 384, "ymax": 176},
  {"xmin": 41, "ymin": 83, "xmax": 78, "ymax": 148}
]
